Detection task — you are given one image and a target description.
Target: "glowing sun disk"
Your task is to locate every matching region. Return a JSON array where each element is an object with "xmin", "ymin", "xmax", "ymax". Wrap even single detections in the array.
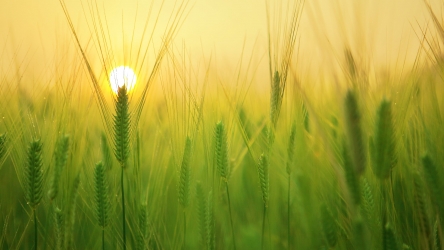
[{"xmin": 110, "ymin": 66, "xmax": 137, "ymax": 94}]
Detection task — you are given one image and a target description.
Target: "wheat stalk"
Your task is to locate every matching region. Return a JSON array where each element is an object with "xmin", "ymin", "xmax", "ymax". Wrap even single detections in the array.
[
  {"xmin": 94, "ymin": 162, "xmax": 110, "ymax": 250},
  {"xmin": 113, "ymin": 85, "xmax": 131, "ymax": 250},
  {"xmin": 25, "ymin": 139, "xmax": 44, "ymax": 250}
]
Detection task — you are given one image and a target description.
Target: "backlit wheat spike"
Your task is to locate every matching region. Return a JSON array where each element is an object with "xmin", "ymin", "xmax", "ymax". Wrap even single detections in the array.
[
  {"xmin": 48, "ymin": 135, "xmax": 70, "ymax": 201},
  {"xmin": 94, "ymin": 162, "xmax": 109, "ymax": 228},
  {"xmin": 372, "ymin": 100, "xmax": 396, "ymax": 179},
  {"xmin": 25, "ymin": 139, "xmax": 44, "ymax": 209},
  {"xmin": 113, "ymin": 85, "xmax": 131, "ymax": 250},
  {"xmin": 344, "ymin": 90, "xmax": 366, "ymax": 176},
  {"xmin": 178, "ymin": 137, "xmax": 192, "ymax": 208},
  {"xmin": 257, "ymin": 153, "xmax": 269, "ymax": 207},
  {"xmin": 321, "ymin": 204, "xmax": 338, "ymax": 248},
  {"xmin": 0, "ymin": 133, "xmax": 6, "ymax": 160},
  {"xmin": 137, "ymin": 204, "xmax": 148, "ymax": 250},
  {"xmin": 286, "ymin": 122, "xmax": 296, "ymax": 174},
  {"xmin": 383, "ymin": 223, "xmax": 399, "ymax": 250},
  {"xmin": 270, "ymin": 71, "xmax": 281, "ymax": 127},
  {"xmin": 214, "ymin": 121, "xmax": 229, "ymax": 181},
  {"xmin": 113, "ymin": 85, "xmax": 131, "ymax": 166}
]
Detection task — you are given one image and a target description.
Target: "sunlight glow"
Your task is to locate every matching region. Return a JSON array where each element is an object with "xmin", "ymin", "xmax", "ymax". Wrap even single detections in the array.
[{"xmin": 109, "ymin": 66, "xmax": 137, "ymax": 94}]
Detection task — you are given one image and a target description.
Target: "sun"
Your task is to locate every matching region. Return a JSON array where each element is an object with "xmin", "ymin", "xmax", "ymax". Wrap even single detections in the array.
[{"xmin": 109, "ymin": 66, "xmax": 137, "ymax": 94}]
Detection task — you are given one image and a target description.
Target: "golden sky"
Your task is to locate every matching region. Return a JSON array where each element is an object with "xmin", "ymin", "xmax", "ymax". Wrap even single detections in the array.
[{"xmin": 0, "ymin": 0, "xmax": 438, "ymax": 84}]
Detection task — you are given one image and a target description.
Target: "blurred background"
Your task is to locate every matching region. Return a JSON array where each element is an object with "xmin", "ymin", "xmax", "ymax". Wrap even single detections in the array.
[{"xmin": 0, "ymin": 0, "xmax": 438, "ymax": 86}]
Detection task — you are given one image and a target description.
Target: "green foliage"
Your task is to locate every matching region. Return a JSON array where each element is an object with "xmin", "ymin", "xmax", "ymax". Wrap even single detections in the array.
[
  {"xmin": 0, "ymin": 133, "xmax": 6, "ymax": 160},
  {"xmin": 101, "ymin": 132, "xmax": 113, "ymax": 170},
  {"xmin": 196, "ymin": 182, "xmax": 207, "ymax": 247},
  {"xmin": 48, "ymin": 135, "xmax": 70, "ymax": 201},
  {"xmin": 206, "ymin": 191, "xmax": 215, "ymax": 250},
  {"xmin": 286, "ymin": 122, "xmax": 296, "ymax": 174},
  {"xmin": 214, "ymin": 121, "xmax": 229, "ymax": 181},
  {"xmin": 344, "ymin": 90, "xmax": 366, "ymax": 176},
  {"xmin": 178, "ymin": 137, "xmax": 192, "ymax": 208},
  {"xmin": 371, "ymin": 100, "xmax": 396, "ymax": 179},
  {"xmin": 25, "ymin": 139, "xmax": 44, "ymax": 209},
  {"xmin": 421, "ymin": 154, "xmax": 443, "ymax": 215},
  {"xmin": 342, "ymin": 141, "xmax": 361, "ymax": 206},
  {"xmin": 270, "ymin": 71, "xmax": 281, "ymax": 127},
  {"xmin": 113, "ymin": 86, "xmax": 131, "ymax": 166},
  {"xmin": 383, "ymin": 223, "xmax": 399, "ymax": 250},
  {"xmin": 93, "ymin": 162, "xmax": 109, "ymax": 228},
  {"xmin": 64, "ymin": 174, "xmax": 80, "ymax": 250},
  {"xmin": 434, "ymin": 219, "xmax": 441, "ymax": 250},
  {"xmin": 54, "ymin": 207, "xmax": 65, "ymax": 250},
  {"xmin": 137, "ymin": 204, "xmax": 148, "ymax": 250},
  {"xmin": 321, "ymin": 204, "xmax": 338, "ymax": 248},
  {"xmin": 413, "ymin": 172, "xmax": 431, "ymax": 242}
]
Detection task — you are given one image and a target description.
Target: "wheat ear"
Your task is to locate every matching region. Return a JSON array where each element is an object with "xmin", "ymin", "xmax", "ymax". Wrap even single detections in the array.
[
  {"xmin": 371, "ymin": 99, "xmax": 395, "ymax": 179},
  {"xmin": 344, "ymin": 90, "xmax": 366, "ymax": 176},
  {"xmin": 94, "ymin": 162, "xmax": 110, "ymax": 250},
  {"xmin": 178, "ymin": 136, "xmax": 192, "ymax": 248},
  {"xmin": 113, "ymin": 85, "xmax": 131, "ymax": 250},
  {"xmin": 25, "ymin": 139, "xmax": 44, "ymax": 250}
]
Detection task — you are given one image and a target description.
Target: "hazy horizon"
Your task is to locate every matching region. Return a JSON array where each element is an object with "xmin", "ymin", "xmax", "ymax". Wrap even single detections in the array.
[{"xmin": 0, "ymin": 0, "xmax": 439, "ymax": 88}]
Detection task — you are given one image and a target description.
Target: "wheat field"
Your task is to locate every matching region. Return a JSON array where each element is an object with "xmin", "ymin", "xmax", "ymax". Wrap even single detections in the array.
[{"xmin": 1, "ymin": 0, "xmax": 444, "ymax": 249}]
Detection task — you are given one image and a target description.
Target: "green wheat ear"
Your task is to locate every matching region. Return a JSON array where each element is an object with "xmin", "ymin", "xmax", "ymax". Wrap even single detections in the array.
[
  {"xmin": 113, "ymin": 85, "xmax": 131, "ymax": 167},
  {"xmin": 371, "ymin": 99, "xmax": 396, "ymax": 179},
  {"xmin": 257, "ymin": 153, "xmax": 269, "ymax": 207},
  {"xmin": 178, "ymin": 136, "xmax": 192, "ymax": 208},
  {"xmin": 214, "ymin": 121, "xmax": 229, "ymax": 181},
  {"xmin": 48, "ymin": 135, "xmax": 70, "ymax": 201},
  {"xmin": 344, "ymin": 90, "xmax": 366, "ymax": 176},
  {"xmin": 383, "ymin": 223, "xmax": 399, "ymax": 250},
  {"xmin": 137, "ymin": 204, "xmax": 148, "ymax": 250},
  {"xmin": 0, "ymin": 133, "xmax": 6, "ymax": 160},
  {"xmin": 434, "ymin": 218, "xmax": 441, "ymax": 250},
  {"xmin": 54, "ymin": 207, "xmax": 64, "ymax": 250},
  {"xmin": 361, "ymin": 178, "xmax": 375, "ymax": 222},
  {"xmin": 413, "ymin": 172, "xmax": 431, "ymax": 241},
  {"xmin": 421, "ymin": 154, "xmax": 443, "ymax": 214},
  {"xmin": 286, "ymin": 122, "xmax": 296, "ymax": 175},
  {"xmin": 25, "ymin": 139, "xmax": 44, "ymax": 209},
  {"xmin": 94, "ymin": 162, "xmax": 109, "ymax": 228},
  {"xmin": 321, "ymin": 204, "xmax": 338, "ymax": 248},
  {"xmin": 270, "ymin": 70, "xmax": 281, "ymax": 127}
]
